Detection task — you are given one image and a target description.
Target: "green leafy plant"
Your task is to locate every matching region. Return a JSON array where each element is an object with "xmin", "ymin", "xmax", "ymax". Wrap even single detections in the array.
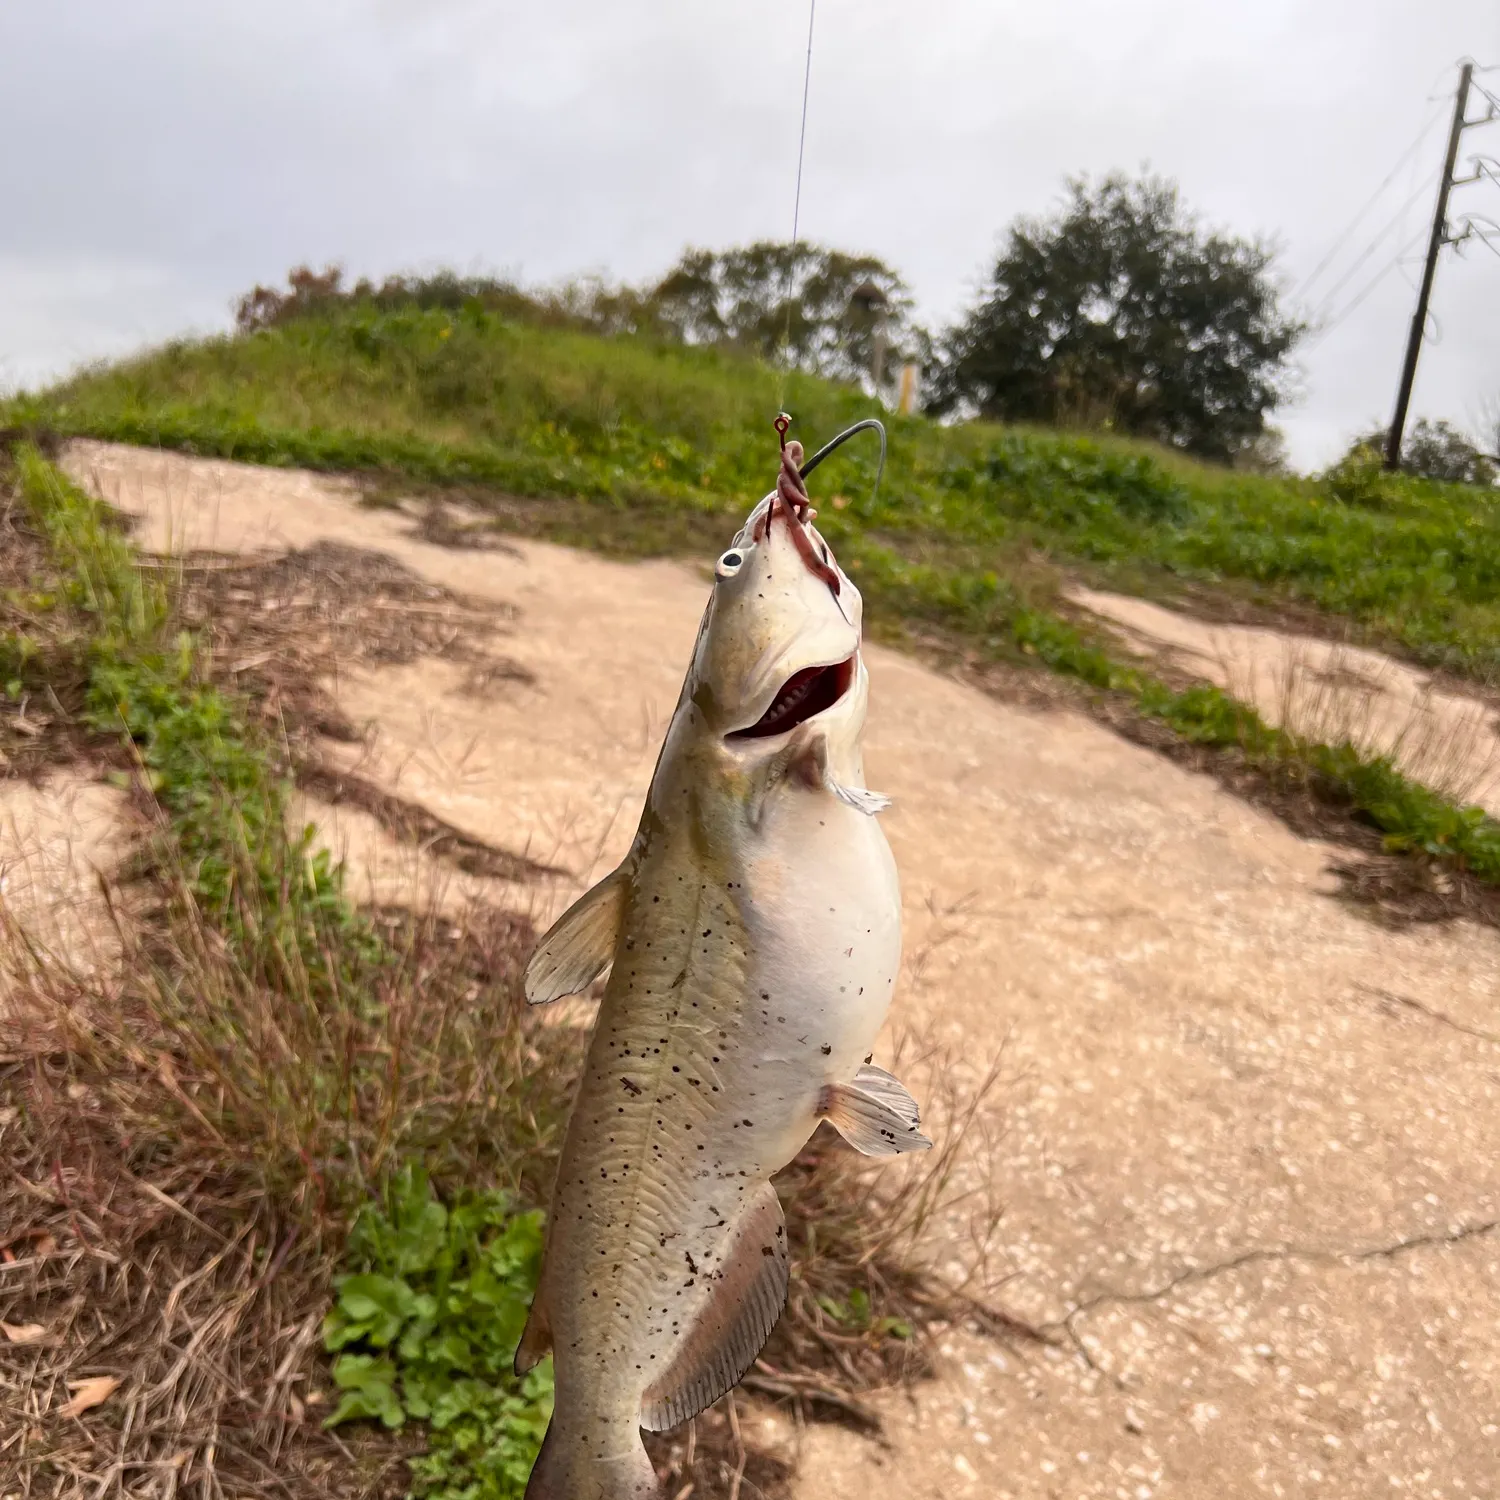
[
  {"xmin": 323, "ymin": 1167, "xmax": 553, "ymax": 1500},
  {"xmin": 815, "ymin": 1286, "xmax": 912, "ymax": 1341}
]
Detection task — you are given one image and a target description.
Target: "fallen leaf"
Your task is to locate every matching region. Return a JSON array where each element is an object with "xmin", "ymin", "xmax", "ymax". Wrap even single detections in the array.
[
  {"xmin": 1, "ymin": 1321, "xmax": 46, "ymax": 1344},
  {"xmin": 60, "ymin": 1376, "xmax": 120, "ymax": 1417}
]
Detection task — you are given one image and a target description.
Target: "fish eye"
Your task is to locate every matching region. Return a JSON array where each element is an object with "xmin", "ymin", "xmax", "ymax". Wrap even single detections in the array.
[{"xmin": 715, "ymin": 549, "xmax": 746, "ymax": 580}]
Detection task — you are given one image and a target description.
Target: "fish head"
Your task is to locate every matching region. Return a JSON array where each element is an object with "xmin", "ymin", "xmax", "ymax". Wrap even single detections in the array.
[{"xmin": 686, "ymin": 484, "xmax": 867, "ymax": 750}]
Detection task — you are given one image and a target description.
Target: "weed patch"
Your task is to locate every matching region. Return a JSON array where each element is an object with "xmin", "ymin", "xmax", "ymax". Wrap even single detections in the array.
[{"xmin": 322, "ymin": 1168, "xmax": 552, "ymax": 1500}]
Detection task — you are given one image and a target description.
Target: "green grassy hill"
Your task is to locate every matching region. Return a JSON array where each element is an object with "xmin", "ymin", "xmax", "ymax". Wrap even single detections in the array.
[
  {"xmin": 8, "ymin": 295, "xmax": 1500, "ymax": 888},
  {"xmin": 11, "ymin": 297, "xmax": 1500, "ymax": 682}
]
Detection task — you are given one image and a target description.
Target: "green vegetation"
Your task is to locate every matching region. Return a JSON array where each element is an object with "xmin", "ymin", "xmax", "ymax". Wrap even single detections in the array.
[
  {"xmin": 12, "ymin": 292, "xmax": 1500, "ymax": 682},
  {"xmin": 929, "ymin": 172, "xmax": 1303, "ymax": 460},
  {"xmin": 323, "ymin": 1168, "xmax": 551, "ymax": 1499}
]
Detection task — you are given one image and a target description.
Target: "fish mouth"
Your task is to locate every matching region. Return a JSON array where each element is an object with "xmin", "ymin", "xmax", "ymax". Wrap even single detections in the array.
[{"xmin": 727, "ymin": 655, "xmax": 857, "ymax": 740}]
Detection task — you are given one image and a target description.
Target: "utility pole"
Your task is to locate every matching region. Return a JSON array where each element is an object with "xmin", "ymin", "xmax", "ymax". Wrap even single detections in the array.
[{"xmin": 1384, "ymin": 62, "xmax": 1474, "ymax": 470}]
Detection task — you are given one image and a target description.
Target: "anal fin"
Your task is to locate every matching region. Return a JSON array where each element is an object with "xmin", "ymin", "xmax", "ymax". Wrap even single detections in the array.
[
  {"xmin": 524, "ymin": 864, "xmax": 627, "ymax": 1005},
  {"xmin": 639, "ymin": 1182, "xmax": 789, "ymax": 1433},
  {"xmin": 819, "ymin": 1075, "xmax": 932, "ymax": 1156}
]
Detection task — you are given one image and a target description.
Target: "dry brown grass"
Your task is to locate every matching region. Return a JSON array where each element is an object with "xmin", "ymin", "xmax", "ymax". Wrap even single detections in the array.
[
  {"xmin": 0, "ymin": 849, "xmax": 584, "ymax": 1498},
  {"xmin": 166, "ymin": 539, "xmax": 532, "ymax": 743}
]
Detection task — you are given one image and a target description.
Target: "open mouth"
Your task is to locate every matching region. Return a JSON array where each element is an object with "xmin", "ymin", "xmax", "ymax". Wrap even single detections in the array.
[{"xmin": 728, "ymin": 655, "xmax": 856, "ymax": 740}]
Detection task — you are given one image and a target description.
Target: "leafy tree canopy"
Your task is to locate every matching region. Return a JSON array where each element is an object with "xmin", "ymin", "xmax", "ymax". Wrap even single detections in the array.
[
  {"xmin": 647, "ymin": 242, "xmax": 924, "ymax": 385},
  {"xmin": 1346, "ymin": 418, "xmax": 1496, "ymax": 487},
  {"xmin": 928, "ymin": 174, "xmax": 1304, "ymax": 462},
  {"xmin": 235, "ymin": 245, "xmax": 923, "ymax": 391}
]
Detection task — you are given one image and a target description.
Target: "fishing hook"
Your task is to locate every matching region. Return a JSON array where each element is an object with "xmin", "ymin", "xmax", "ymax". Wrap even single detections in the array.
[{"xmin": 798, "ymin": 417, "xmax": 887, "ymax": 511}]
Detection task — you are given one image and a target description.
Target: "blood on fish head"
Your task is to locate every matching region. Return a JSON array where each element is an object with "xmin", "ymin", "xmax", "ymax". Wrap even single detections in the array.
[{"xmin": 685, "ymin": 483, "xmax": 865, "ymax": 746}]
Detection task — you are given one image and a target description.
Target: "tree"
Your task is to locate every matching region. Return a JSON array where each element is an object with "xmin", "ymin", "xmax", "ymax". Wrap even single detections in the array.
[
  {"xmin": 928, "ymin": 174, "xmax": 1304, "ymax": 461},
  {"xmin": 1346, "ymin": 418, "xmax": 1496, "ymax": 486},
  {"xmin": 646, "ymin": 242, "xmax": 925, "ymax": 387}
]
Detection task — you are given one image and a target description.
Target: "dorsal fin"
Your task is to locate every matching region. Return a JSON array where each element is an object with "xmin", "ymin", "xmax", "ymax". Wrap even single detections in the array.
[
  {"xmin": 639, "ymin": 1182, "xmax": 789, "ymax": 1433},
  {"xmin": 524, "ymin": 865, "xmax": 627, "ymax": 1004}
]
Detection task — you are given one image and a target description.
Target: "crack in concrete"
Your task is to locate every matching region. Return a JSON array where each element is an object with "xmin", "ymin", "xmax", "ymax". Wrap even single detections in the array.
[
  {"xmin": 1355, "ymin": 982, "xmax": 1500, "ymax": 1047},
  {"xmin": 1045, "ymin": 1217, "xmax": 1500, "ymax": 1334}
]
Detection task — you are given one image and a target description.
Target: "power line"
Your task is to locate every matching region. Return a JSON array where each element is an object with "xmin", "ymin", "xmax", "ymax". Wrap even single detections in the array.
[
  {"xmin": 1304, "ymin": 226, "xmax": 1430, "ymax": 347},
  {"xmin": 1304, "ymin": 170, "xmax": 1442, "ymax": 324},
  {"xmin": 1294, "ymin": 102, "xmax": 1447, "ymax": 299}
]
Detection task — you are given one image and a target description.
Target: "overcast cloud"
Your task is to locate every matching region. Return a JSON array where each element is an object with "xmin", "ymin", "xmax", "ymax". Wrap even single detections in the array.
[{"xmin": 1, "ymin": 0, "xmax": 1497, "ymax": 468}]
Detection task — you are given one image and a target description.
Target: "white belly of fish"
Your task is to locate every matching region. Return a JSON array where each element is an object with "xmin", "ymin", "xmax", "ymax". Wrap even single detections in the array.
[{"xmin": 731, "ymin": 789, "xmax": 903, "ymax": 1168}]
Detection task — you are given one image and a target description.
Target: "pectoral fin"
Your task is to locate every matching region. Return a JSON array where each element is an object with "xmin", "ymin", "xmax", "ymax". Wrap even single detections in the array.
[
  {"xmin": 819, "ymin": 1075, "xmax": 932, "ymax": 1156},
  {"xmin": 828, "ymin": 780, "xmax": 891, "ymax": 816},
  {"xmin": 639, "ymin": 1182, "xmax": 790, "ymax": 1433},
  {"xmin": 748, "ymin": 732, "xmax": 890, "ymax": 824},
  {"xmin": 524, "ymin": 866, "xmax": 627, "ymax": 1005}
]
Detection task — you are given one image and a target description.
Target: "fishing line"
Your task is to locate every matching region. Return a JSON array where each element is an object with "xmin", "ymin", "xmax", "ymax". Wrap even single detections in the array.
[
  {"xmin": 766, "ymin": 7, "xmax": 885, "ymax": 515},
  {"xmin": 776, "ymin": 0, "xmax": 818, "ymax": 415}
]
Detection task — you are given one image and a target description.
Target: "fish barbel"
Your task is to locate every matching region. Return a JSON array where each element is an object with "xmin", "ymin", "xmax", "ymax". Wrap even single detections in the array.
[{"xmin": 518, "ymin": 428, "xmax": 928, "ymax": 1500}]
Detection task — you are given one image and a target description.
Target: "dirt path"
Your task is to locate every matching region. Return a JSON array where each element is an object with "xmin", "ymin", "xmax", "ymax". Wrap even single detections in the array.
[
  {"xmin": 1, "ymin": 774, "xmax": 131, "ymax": 999},
  {"xmin": 63, "ymin": 441, "xmax": 1500, "ymax": 1499},
  {"xmin": 1071, "ymin": 585, "xmax": 1500, "ymax": 814}
]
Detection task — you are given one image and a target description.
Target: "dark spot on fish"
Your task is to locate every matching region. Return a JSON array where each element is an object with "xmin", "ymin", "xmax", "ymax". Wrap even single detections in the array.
[{"xmin": 821, "ymin": 1043, "xmax": 832, "ymax": 1055}]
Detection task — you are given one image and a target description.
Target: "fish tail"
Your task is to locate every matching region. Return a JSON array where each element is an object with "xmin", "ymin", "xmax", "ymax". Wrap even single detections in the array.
[{"xmin": 525, "ymin": 1413, "xmax": 660, "ymax": 1500}]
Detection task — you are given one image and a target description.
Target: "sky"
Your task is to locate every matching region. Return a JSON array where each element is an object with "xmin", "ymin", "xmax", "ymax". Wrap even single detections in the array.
[{"xmin": 1, "ymin": 0, "xmax": 1497, "ymax": 471}]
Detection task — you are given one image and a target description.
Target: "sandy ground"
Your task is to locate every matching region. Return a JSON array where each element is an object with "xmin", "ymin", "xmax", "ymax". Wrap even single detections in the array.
[
  {"xmin": 0, "ymin": 774, "xmax": 131, "ymax": 998},
  {"xmin": 60, "ymin": 440, "xmax": 1500, "ymax": 1499},
  {"xmin": 1071, "ymin": 585, "xmax": 1500, "ymax": 816}
]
